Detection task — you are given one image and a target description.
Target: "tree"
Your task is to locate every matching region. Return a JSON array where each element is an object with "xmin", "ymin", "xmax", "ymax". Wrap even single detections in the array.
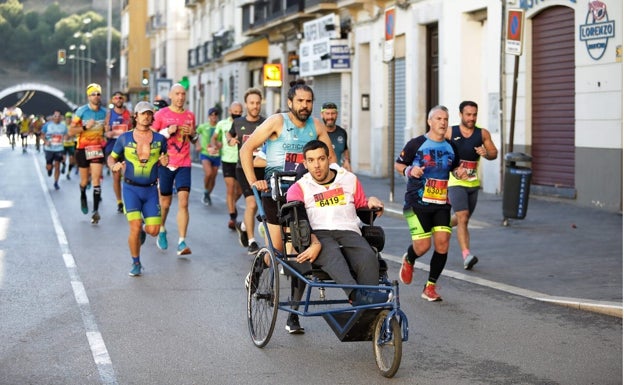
[{"xmin": 0, "ymin": 0, "xmax": 23, "ymax": 29}]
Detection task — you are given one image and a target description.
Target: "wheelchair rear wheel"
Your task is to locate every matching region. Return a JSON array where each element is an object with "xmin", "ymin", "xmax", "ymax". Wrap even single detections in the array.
[
  {"xmin": 247, "ymin": 247, "xmax": 279, "ymax": 348},
  {"xmin": 372, "ymin": 310, "xmax": 402, "ymax": 378}
]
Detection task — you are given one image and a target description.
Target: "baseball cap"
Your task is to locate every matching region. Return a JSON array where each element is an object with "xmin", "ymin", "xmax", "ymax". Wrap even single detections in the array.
[
  {"xmin": 208, "ymin": 107, "xmax": 220, "ymax": 116},
  {"xmin": 321, "ymin": 102, "xmax": 338, "ymax": 111},
  {"xmin": 134, "ymin": 101, "xmax": 154, "ymax": 114},
  {"xmin": 64, "ymin": 111, "xmax": 73, "ymax": 118},
  {"xmin": 86, "ymin": 83, "xmax": 102, "ymax": 96}
]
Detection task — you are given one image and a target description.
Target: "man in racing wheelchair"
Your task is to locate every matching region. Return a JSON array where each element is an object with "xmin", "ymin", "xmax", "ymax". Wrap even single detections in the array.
[{"xmin": 285, "ymin": 140, "xmax": 390, "ymax": 305}]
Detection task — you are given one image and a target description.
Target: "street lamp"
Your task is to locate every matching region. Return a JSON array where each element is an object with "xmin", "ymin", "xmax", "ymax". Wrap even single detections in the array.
[
  {"xmin": 83, "ymin": 17, "xmax": 93, "ymax": 88},
  {"xmin": 80, "ymin": 44, "xmax": 87, "ymax": 103},
  {"xmin": 68, "ymin": 44, "xmax": 77, "ymax": 102}
]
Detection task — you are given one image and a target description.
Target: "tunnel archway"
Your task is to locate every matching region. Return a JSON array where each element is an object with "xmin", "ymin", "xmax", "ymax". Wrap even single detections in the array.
[{"xmin": 0, "ymin": 83, "xmax": 78, "ymax": 116}]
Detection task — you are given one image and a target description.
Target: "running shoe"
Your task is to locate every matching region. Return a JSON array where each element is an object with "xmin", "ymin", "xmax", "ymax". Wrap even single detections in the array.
[
  {"xmin": 117, "ymin": 202, "xmax": 124, "ymax": 214},
  {"xmin": 285, "ymin": 313, "xmax": 305, "ymax": 334},
  {"xmin": 247, "ymin": 241, "xmax": 260, "ymax": 255},
  {"xmin": 156, "ymin": 230, "xmax": 168, "ymax": 250},
  {"xmin": 228, "ymin": 219, "xmax": 236, "ymax": 230},
  {"xmin": 421, "ymin": 284, "xmax": 442, "ymax": 302},
  {"xmin": 129, "ymin": 263, "xmax": 142, "ymax": 277},
  {"xmin": 54, "ymin": 182, "xmax": 60, "ymax": 190},
  {"xmin": 80, "ymin": 194, "xmax": 89, "ymax": 214},
  {"xmin": 177, "ymin": 240, "xmax": 191, "ymax": 256},
  {"xmin": 399, "ymin": 253, "xmax": 414, "ymax": 285},
  {"xmin": 464, "ymin": 254, "xmax": 479, "ymax": 270},
  {"xmin": 235, "ymin": 221, "xmax": 249, "ymax": 247},
  {"xmin": 91, "ymin": 211, "xmax": 100, "ymax": 224},
  {"xmin": 66, "ymin": 173, "xmax": 71, "ymax": 180}
]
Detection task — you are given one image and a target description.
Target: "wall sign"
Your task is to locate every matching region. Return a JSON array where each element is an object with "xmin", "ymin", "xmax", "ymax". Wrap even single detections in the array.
[{"xmin": 579, "ymin": 0, "xmax": 615, "ymax": 60}]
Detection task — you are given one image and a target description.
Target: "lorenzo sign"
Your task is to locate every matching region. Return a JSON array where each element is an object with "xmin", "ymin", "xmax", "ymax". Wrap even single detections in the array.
[{"xmin": 579, "ymin": 0, "xmax": 615, "ymax": 60}]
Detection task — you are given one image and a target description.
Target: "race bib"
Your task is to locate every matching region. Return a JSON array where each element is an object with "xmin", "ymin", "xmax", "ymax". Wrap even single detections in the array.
[
  {"xmin": 284, "ymin": 152, "xmax": 304, "ymax": 172},
  {"xmin": 85, "ymin": 145, "xmax": 104, "ymax": 160},
  {"xmin": 111, "ymin": 124, "xmax": 128, "ymax": 137},
  {"xmin": 50, "ymin": 134, "xmax": 63, "ymax": 145},
  {"xmin": 313, "ymin": 187, "xmax": 346, "ymax": 208},
  {"xmin": 422, "ymin": 178, "xmax": 448, "ymax": 204},
  {"xmin": 460, "ymin": 160, "xmax": 478, "ymax": 181}
]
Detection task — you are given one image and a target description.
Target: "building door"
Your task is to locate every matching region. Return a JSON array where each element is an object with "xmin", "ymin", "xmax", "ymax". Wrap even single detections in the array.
[
  {"xmin": 426, "ymin": 23, "xmax": 439, "ymax": 130},
  {"xmin": 531, "ymin": 6, "xmax": 575, "ymax": 187}
]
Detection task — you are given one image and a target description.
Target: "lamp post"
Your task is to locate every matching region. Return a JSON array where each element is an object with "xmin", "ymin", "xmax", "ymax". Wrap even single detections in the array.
[
  {"xmin": 68, "ymin": 44, "xmax": 77, "ymax": 102},
  {"xmin": 83, "ymin": 17, "xmax": 92, "ymax": 88},
  {"xmin": 79, "ymin": 44, "xmax": 87, "ymax": 103}
]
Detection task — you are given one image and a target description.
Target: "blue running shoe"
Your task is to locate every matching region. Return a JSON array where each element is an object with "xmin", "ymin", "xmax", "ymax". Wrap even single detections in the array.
[
  {"xmin": 156, "ymin": 230, "xmax": 168, "ymax": 250},
  {"xmin": 80, "ymin": 195, "xmax": 88, "ymax": 214},
  {"xmin": 177, "ymin": 240, "xmax": 191, "ymax": 256},
  {"xmin": 129, "ymin": 263, "xmax": 142, "ymax": 277}
]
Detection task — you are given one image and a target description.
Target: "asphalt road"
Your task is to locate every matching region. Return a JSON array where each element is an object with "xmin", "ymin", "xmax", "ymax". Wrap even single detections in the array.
[{"xmin": 0, "ymin": 141, "xmax": 621, "ymax": 385}]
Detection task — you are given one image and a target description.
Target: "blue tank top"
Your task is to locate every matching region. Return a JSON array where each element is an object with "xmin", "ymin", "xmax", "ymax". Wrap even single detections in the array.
[{"xmin": 264, "ymin": 113, "xmax": 317, "ymax": 179}]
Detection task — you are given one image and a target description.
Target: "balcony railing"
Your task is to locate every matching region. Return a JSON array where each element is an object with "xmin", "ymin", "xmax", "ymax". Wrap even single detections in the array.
[{"xmin": 242, "ymin": 0, "xmax": 337, "ymax": 34}]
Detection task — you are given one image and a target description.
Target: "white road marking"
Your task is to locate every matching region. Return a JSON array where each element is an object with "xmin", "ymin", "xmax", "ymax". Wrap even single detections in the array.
[{"xmin": 33, "ymin": 155, "xmax": 119, "ymax": 385}]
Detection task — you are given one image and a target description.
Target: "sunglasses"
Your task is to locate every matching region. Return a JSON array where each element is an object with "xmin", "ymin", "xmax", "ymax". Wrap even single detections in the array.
[{"xmin": 90, "ymin": 93, "xmax": 102, "ymax": 97}]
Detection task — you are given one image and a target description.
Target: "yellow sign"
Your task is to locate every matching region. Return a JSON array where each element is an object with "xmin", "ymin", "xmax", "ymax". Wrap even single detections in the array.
[{"xmin": 263, "ymin": 64, "xmax": 282, "ymax": 87}]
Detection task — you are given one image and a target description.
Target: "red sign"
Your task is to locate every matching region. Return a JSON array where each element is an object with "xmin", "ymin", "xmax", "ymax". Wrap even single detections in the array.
[
  {"xmin": 385, "ymin": 8, "xmax": 395, "ymax": 41},
  {"xmin": 505, "ymin": 9, "xmax": 525, "ymax": 55}
]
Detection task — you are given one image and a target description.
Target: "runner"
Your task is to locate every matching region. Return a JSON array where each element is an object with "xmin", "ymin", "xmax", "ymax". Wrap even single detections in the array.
[{"xmin": 68, "ymin": 83, "xmax": 108, "ymax": 224}]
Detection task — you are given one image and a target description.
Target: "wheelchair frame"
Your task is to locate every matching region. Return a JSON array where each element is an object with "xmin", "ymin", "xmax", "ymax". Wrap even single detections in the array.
[{"xmin": 246, "ymin": 171, "xmax": 409, "ymax": 378}]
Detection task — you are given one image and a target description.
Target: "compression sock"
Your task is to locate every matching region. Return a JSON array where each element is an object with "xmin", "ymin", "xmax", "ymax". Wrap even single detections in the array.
[
  {"xmin": 80, "ymin": 185, "xmax": 87, "ymax": 198},
  {"xmin": 428, "ymin": 251, "xmax": 448, "ymax": 283},
  {"xmin": 229, "ymin": 211, "xmax": 237, "ymax": 220},
  {"xmin": 405, "ymin": 245, "xmax": 419, "ymax": 264},
  {"xmin": 93, "ymin": 186, "xmax": 101, "ymax": 211}
]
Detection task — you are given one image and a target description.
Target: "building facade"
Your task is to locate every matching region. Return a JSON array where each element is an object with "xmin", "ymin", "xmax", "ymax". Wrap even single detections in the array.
[{"xmin": 124, "ymin": 0, "xmax": 623, "ymax": 211}]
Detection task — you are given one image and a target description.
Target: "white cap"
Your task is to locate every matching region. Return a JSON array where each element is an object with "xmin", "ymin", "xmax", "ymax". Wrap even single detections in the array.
[{"xmin": 134, "ymin": 101, "xmax": 154, "ymax": 114}]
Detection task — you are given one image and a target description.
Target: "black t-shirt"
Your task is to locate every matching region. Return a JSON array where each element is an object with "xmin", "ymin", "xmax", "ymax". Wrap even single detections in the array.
[{"xmin": 229, "ymin": 115, "xmax": 266, "ymax": 167}]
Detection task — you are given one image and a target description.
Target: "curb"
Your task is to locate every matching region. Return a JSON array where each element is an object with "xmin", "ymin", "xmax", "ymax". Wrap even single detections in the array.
[{"xmin": 382, "ymin": 252, "xmax": 623, "ymax": 319}]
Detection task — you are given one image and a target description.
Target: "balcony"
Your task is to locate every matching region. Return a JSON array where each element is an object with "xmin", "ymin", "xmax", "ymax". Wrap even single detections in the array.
[
  {"xmin": 212, "ymin": 29, "xmax": 235, "ymax": 58},
  {"xmin": 145, "ymin": 12, "xmax": 166, "ymax": 35},
  {"xmin": 242, "ymin": 0, "xmax": 337, "ymax": 36}
]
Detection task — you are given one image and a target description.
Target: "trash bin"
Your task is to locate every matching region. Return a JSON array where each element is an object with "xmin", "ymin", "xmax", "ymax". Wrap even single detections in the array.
[{"xmin": 502, "ymin": 152, "xmax": 532, "ymax": 219}]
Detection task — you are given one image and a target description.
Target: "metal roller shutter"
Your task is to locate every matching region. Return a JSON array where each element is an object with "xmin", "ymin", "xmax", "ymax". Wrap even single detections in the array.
[
  {"xmin": 312, "ymin": 74, "xmax": 342, "ymax": 118},
  {"xmin": 531, "ymin": 6, "xmax": 575, "ymax": 187},
  {"xmin": 392, "ymin": 58, "xmax": 406, "ymax": 160}
]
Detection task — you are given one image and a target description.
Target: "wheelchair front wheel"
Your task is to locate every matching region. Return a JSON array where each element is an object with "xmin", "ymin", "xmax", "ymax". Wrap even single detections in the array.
[
  {"xmin": 247, "ymin": 247, "xmax": 279, "ymax": 348},
  {"xmin": 372, "ymin": 310, "xmax": 402, "ymax": 378}
]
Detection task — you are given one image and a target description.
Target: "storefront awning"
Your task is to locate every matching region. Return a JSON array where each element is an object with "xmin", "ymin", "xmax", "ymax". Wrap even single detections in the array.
[{"xmin": 223, "ymin": 38, "xmax": 269, "ymax": 62}]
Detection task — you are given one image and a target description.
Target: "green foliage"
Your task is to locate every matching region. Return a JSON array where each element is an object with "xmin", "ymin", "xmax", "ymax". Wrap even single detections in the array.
[
  {"xmin": 0, "ymin": 0, "xmax": 24, "ymax": 28},
  {"xmin": 0, "ymin": 0, "xmax": 121, "ymax": 86}
]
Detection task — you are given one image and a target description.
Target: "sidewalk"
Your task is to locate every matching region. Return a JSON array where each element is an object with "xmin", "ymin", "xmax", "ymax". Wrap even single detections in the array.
[{"xmin": 357, "ymin": 174, "xmax": 623, "ymax": 317}]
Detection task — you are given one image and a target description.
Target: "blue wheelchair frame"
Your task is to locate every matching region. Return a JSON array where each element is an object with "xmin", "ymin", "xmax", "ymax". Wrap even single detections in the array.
[{"xmin": 246, "ymin": 171, "xmax": 409, "ymax": 377}]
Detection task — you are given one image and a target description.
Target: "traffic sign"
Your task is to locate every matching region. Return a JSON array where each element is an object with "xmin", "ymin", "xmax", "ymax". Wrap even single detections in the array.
[{"xmin": 505, "ymin": 9, "xmax": 525, "ymax": 55}]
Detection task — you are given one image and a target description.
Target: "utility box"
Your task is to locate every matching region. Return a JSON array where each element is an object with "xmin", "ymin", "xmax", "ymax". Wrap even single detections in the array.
[{"xmin": 502, "ymin": 152, "xmax": 532, "ymax": 219}]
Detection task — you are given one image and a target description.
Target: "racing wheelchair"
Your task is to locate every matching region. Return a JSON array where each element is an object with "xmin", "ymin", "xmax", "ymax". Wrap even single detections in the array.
[{"xmin": 245, "ymin": 171, "xmax": 409, "ymax": 378}]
